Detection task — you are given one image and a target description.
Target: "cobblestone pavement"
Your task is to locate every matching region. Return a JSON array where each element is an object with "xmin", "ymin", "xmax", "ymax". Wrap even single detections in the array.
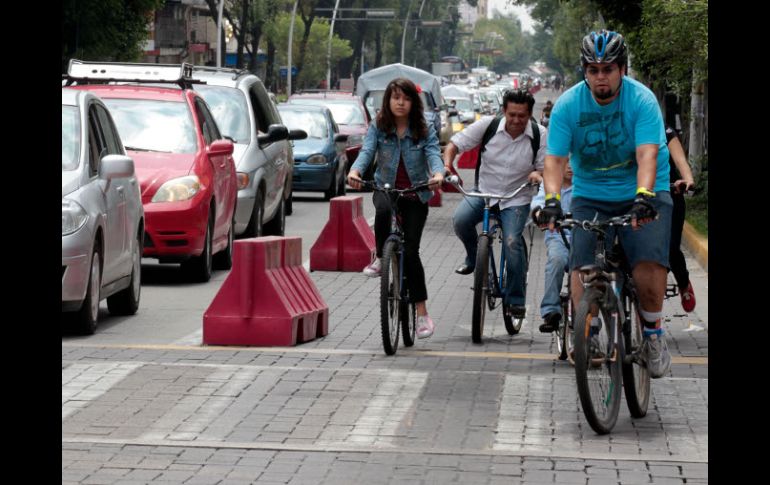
[{"xmin": 63, "ymin": 172, "xmax": 708, "ymax": 484}]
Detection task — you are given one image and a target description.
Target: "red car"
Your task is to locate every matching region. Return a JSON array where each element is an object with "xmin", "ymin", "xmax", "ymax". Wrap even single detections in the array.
[
  {"xmin": 287, "ymin": 91, "xmax": 370, "ymax": 174},
  {"xmin": 67, "ymin": 62, "xmax": 238, "ymax": 282}
]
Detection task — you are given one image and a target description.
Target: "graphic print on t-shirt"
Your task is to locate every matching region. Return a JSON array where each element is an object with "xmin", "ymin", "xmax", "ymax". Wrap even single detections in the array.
[{"xmin": 577, "ymin": 110, "xmax": 632, "ymax": 176}]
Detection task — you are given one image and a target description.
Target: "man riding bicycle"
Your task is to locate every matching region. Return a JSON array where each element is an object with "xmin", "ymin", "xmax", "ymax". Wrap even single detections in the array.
[
  {"xmin": 537, "ymin": 30, "xmax": 673, "ymax": 378},
  {"xmin": 444, "ymin": 89, "xmax": 546, "ymax": 319}
]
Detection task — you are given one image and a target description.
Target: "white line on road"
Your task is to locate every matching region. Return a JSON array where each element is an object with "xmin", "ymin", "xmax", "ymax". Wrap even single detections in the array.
[
  {"xmin": 171, "ymin": 329, "xmax": 203, "ymax": 346},
  {"xmin": 62, "ymin": 363, "xmax": 142, "ymax": 420}
]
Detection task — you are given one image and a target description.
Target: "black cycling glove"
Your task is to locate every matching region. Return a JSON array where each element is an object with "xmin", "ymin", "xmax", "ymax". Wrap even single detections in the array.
[
  {"xmin": 628, "ymin": 193, "xmax": 657, "ymax": 223},
  {"xmin": 537, "ymin": 197, "xmax": 563, "ymax": 226}
]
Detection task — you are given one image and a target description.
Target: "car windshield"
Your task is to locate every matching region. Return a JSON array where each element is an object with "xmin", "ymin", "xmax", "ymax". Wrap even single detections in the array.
[
  {"xmin": 288, "ymin": 99, "xmax": 365, "ymax": 125},
  {"xmin": 278, "ymin": 109, "xmax": 328, "ymax": 139},
  {"xmin": 102, "ymin": 98, "xmax": 197, "ymax": 153},
  {"xmin": 194, "ymin": 85, "xmax": 251, "ymax": 144},
  {"xmin": 451, "ymin": 98, "xmax": 473, "ymax": 111},
  {"xmin": 365, "ymin": 90, "xmax": 432, "ymax": 119},
  {"xmin": 62, "ymin": 105, "xmax": 80, "ymax": 171}
]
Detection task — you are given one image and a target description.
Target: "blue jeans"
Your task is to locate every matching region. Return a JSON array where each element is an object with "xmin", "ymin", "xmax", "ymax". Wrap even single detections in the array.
[
  {"xmin": 541, "ymin": 237, "xmax": 569, "ymax": 318},
  {"xmin": 452, "ymin": 196, "xmax": 529, "ymax": 306}
]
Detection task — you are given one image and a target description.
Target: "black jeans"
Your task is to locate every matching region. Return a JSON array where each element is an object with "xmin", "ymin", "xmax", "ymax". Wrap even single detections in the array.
[
  {"xmin": 373, "ymin": 191, "xmax": 429, "ymax": 303},
  {"xmin": 668, "ymin": 191, "xmax": 689, "ymax": 289}
]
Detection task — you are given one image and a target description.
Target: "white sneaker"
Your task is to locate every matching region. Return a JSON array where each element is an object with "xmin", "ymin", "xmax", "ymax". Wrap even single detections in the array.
[
  {"xmin": 416, "ymin": 315, "xmax": 435, "ymax": 339},
  {"xmin": 363, "ymin": 258, "xmax": 381, "ymax": 277}
]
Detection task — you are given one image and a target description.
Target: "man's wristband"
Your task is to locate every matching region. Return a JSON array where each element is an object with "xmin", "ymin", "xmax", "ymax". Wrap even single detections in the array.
[
  {"xmin": 545, "ymin": 192, "xmax": 561, "ymax": 201},
  {"xmin": 636, "ymin": 187, "xmax": 656, "ymax": 197}
]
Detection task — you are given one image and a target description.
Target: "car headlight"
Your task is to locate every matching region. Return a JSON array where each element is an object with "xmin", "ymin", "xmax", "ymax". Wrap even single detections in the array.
[
  {"xmin": 62, "ymin": 199, "xmax": 88, "ymax": 236},
  {"xmin": 151, "ymin": 175, "xmax": 201, "ymax": 202},
  {"xmin": 347, "ymin": 134, "xmax": 364, "ymax": 147},
  {"xmin": 306, "ymin": 154, "xmax": 328, "ymax": 165},
  {"xmin": 236, "ymin": 172, "xmax": 250, "ymax": 190}
]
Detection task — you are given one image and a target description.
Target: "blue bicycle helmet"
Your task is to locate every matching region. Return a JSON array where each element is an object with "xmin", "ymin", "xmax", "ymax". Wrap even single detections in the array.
[{"xmin": 580, "ymin": 30, "xmax": 627, "ymax": 66}]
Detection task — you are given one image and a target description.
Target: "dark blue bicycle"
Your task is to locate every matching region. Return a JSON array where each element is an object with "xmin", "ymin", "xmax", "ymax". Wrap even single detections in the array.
[{"xmin": 448, "ymin": 176, "xmax": 539, "ymax": 343}]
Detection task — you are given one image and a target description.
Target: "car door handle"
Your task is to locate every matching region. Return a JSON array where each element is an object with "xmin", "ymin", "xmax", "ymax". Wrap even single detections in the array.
[{"xmin": 116, "ymin": 187, "xmax": 125, "ymax": 199}]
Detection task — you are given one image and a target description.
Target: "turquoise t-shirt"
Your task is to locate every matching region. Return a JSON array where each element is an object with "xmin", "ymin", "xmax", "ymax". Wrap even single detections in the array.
[{"xmin": 546, "ymin": 76, "xmax": 670, "ymax": 201}]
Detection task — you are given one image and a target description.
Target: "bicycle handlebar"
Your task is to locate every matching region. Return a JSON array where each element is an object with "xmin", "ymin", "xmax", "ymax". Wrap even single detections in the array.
[
  {"xmin": 558, "ymin": 214, "xmax": 634, "ymax": 231},
  {"xmin": 355, "ymin": 178, "xmax": 434, "ymax": 195},
  {"xmin": 445, "ymin": 175, "xmax": 539, "ymax": 201}
]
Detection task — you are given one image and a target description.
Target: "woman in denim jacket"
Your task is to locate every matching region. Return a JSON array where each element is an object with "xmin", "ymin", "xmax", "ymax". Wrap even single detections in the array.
[{"xmin": 348, "ymin": 78, "xmax": 445, "ymax": 338}]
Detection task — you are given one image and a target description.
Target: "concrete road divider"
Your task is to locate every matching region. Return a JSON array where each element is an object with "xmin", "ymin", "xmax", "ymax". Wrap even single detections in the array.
[
  {"xmin": 310, "ymin": 195, "xmax": 375, "ymax": 272},
  {"xmin": 203, "ymin": 236, "xmax": 329, "ymax": 346},
  {"xmin": 457, "ymin": 146, "xmax": 479, "ymax": 169}
]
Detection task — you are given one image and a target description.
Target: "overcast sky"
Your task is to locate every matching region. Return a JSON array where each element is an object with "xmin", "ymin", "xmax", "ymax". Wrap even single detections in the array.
[{"xmin": 488, "ymin": 0, "xmax": 536, "ymax": 34}]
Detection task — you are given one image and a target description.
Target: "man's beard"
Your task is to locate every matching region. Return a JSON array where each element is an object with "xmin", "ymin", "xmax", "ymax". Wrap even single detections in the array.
[{"xmin": 593, "ymin": 87, "xmax": 616, "ymax": 100}]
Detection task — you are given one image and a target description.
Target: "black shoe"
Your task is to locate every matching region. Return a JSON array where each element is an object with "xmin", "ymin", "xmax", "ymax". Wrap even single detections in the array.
[
  {"xmin": 455, "ymin": 263, "xmax": 474, "ymax": 275},
  {"xmin": 505, "ymin": 304, "xmax": 526, "ymax": 319},
  {"xmin": 539, "ymin": 312, "xmax": 561, "ymax": 333}
]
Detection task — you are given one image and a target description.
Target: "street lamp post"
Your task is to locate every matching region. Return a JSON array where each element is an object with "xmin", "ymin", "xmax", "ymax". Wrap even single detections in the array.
[
  {"xmin": 287, "ymin": 0, "xmax": 300, "ymax": 96},
  {"xmin": 216, "ymin": 0, "xmax": 224, "ymax": 67},
  {"xmin": 326, "ymin": 0, "xmax": 341, "ymax": 90},
  {"xmin": 400, "ymin": 0, "xmax": 413, "ymax": 64}
]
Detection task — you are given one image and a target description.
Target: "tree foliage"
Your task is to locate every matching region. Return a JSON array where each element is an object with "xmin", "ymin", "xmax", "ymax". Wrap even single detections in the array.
[{"xmin": 61, "ymin": 0, "xmax": 164, "ymax": 72}]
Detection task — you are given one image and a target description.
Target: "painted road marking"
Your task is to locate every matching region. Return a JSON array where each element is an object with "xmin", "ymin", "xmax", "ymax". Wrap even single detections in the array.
[
  {"xmin": 62, "ymin": 362, "xmax": 142, "ymax": 420},
  {"xmin": 62, "ymin": 342, "xmax": 708, "ymax": 365}
]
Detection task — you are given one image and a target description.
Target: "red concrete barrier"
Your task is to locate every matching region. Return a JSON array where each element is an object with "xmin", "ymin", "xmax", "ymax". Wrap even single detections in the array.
[
  {"xmin": 428, "ymin": 190, "xmax": 441, "ymax": 207},
  {"xmin": 310, "ymin": 195, "xmax": 375, "ymax": 272},
  {"xmin": 203, "ymin": 236, "xmax": 329, "ymax": 346},
  {"xmin": 457, "ymin": 146, "xmax": 479, "ymax": 169}
]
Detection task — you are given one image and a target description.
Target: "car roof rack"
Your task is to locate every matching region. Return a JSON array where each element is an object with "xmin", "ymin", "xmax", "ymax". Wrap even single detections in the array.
[
  {"xmin": 190, "ymin": 65, "xmax": 251, "ymax": 81},
  {"xmin": 294, "ymin": 89, "xmax": 355, "ymax": 97},
  {"xmin": 62, "ymin": 59, "xmax": 205, "ymax": 89}
]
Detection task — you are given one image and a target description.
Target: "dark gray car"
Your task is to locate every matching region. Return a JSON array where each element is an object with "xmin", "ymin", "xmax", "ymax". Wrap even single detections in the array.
[{"xmin": 192, "ymin": 67, "xmax": 303, "ymax": 238}]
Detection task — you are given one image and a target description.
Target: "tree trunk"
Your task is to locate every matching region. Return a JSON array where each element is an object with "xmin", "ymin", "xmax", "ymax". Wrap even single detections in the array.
[
  {"xmin": 375, "ymin": 27, "xmax": 383, "ymax": 67},
  {"xmin": 236, "ymin": 0, "xmax": 249, "ymax": 68},
  {"xmin": 688, "ymin": 68, "xmax": 705, "ymax": 182},
  {"xmin": 296, "ymin": 6, "xmax": 316, "ymax": 89}
]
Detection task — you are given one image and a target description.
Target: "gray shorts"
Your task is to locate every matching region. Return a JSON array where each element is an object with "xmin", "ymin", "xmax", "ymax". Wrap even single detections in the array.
[{"xmin": 569, "ymin": 192, "xmax": 673, "ymax": 270}]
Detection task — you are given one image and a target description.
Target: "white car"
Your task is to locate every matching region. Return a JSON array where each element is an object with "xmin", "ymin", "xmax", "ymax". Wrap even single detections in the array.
[{"xmin": 62, "ymin": 88, "xmax": 144, "ymax": 334}]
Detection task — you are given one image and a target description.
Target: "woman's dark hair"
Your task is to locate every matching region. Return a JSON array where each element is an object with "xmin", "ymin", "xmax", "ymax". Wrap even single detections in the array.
[
  {"xmin": 502, "ymin": 89, "xmax": 535, "ymax": 114},
  {"xmin": 376, "ymin": 77, "xmax": 428, "ymax": 140}
]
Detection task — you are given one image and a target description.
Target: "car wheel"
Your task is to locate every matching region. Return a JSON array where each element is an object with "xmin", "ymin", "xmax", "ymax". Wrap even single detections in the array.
[
  {"xmin": 107, "ymin": 230, "xmax": 142, "ymax": 315},
  {"xmin": 213, "ymin": 218, "xmax": 234, "ymax": 270},
  {"xmin": 242, "ymin": 188, "xmax": 264, "ymax": 238},
  {"xmin": 75, "ymin": 244, "xmax": 101, "ymax": 335},
  {"xmin": 182, "ymin": 212, "xmax": 213, "ymax": 282},
  {"xmin": 285, "ymin": 189, "xmax": 293, "ymax": 216},
  {"xmin": 263, "ymin": 196, "xmax": 285, "ymax": 236},
  {"xmin": 323, "ymin": 172, "xmax": 337, "ymax": 201}
]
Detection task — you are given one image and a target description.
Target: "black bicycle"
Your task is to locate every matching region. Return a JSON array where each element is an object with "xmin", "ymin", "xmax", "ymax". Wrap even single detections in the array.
[
  {"xmin": 558, "ymin": 213, "xmax": 650, "ymax": 434},
  {"xmin": 358, "ymin": 179, "xmax": 434, "ymax": 356},
  {"xmin": 552, "ymin": 227, "xmax": 574, "ymax": 362},
  {"xmin": 447, "ymin": 176, "xmax": 539, "ymax": 343}
]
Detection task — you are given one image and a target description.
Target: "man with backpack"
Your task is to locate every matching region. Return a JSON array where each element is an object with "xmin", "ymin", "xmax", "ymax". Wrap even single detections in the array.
[{"xmin": 443, "ymin": 89, "xmax": 546, "ymax": 319}]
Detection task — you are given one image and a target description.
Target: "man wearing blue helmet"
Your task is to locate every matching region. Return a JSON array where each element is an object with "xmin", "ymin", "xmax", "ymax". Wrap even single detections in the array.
[{"xmin": 537, "ymin": 30, "xmax": 673, "ymax": 378}]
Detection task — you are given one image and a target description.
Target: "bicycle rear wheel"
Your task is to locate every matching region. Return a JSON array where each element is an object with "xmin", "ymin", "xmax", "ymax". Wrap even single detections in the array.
[
  {"xmin": 574, "ymin": 287, "xmax": 623, "ymax": 434},
  {"xmin": 472, "ymin": 236, "xmax": 490, "ymax": 343},
  {"xmin": 380, "ymin": 240, "xmax": 401, "ymax": 355},
  {"xmin": 622, "ymin": 286, "xmax": 650, "ymax": 417}
]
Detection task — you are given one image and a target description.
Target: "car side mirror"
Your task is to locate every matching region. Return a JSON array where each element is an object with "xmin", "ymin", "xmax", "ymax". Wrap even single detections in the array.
[
  {"xmin": 334, "ymin": 133, "xmax": 349, "ymax": 143},
  {"xmin": 209, "ymin": 139, "xmax": 234, "ymax": 156},
  {"xmin": 99, "ymin": 154, "xmax": 134, "ymax": 180},
  {"xmin": 288, "ymin": 129, "xmax": 307, "ymax": 141},
  {"xmin": 257, "ymin": 124, "xmax": 289, "ymax": 145}
]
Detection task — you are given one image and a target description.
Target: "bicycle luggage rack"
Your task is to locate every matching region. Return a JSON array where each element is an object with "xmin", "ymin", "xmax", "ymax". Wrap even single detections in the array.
[{"xmin": 62, "ymin": 59, "xmax": 206, "ymax": 89}]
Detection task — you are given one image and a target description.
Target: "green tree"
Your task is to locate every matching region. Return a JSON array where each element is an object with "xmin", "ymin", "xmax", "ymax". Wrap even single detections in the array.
[{"xmin": 62, "ymin": 0, "xmax": 164, "ymax": 72}]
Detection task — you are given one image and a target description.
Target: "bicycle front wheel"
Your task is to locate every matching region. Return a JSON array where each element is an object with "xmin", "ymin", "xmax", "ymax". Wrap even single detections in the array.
[
  {"xmin": 472, "ymin": 235, "xmax": 491, "ymax": 343},
  {"xmin": 556, "ymin": 293, "xmax": 571, "ymax": 360},
  {"xmin": 503, "ymin": 234, "xmax": 528, "ymax": 335},
  {"xmin": 574, "ymin": 287, "xmax": 623, "ymax": 434},
  {"xmin": 622, "ymin": 287, "xmax": 650, "ymax": 417},
  {"xmin": 380, "ymin": 240, "xmax": 401, "ymax": 355},
  {"xmin": 401, "ymin": 299, "xmax": 416, "ymax": 347}
]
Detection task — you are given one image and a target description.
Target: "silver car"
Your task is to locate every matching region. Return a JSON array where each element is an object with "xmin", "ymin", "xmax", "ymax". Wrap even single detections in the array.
[
  {"xmin": 192, "ymin": 67, "xmax": 302, "ymax": 238},
  {"xmin": 62, "ymin": 88, "xmax": 144, "ymax": 334}
]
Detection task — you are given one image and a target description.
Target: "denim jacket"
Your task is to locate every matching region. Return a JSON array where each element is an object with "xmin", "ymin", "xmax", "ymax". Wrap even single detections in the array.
[{"xmin": 351, "ymin": 122, "xmax": 444, "ymax": 204}]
